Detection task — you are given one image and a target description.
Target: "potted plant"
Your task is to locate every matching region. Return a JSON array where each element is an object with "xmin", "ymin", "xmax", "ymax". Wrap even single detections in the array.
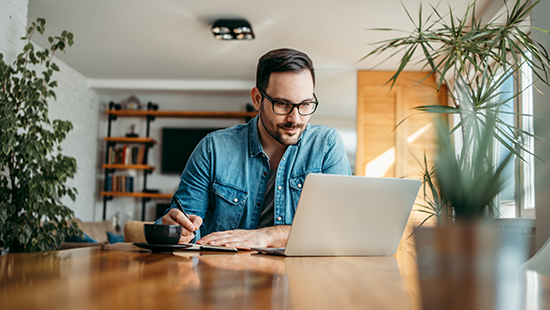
[
  {"xmin": 363, "ymin": 0, "xmax": 549, "ymax": 222},
  {"xmin": 361, "ymin": 0, "xmax": 550, "ymax": 308},
  {"xmin": 0, "ymin": 18, "xmax": 82, "ymax": 253}
]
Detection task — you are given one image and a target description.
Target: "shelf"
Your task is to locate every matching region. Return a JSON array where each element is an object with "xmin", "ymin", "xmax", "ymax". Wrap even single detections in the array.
[
  {"xmin": 101, "ymin": 191, "xmax": 173, "ymax": 199},
  {"xmin": 105, "ymin": 137, "xmax": 156, "ymax": 144},
  {"xmin": 106, "ymin": 110, "xmax": 257, "ymax": 119},
  {"xmin": 103, "ymin": 164, "xmax": 155, "ymax": 170},
  {"xmin": 102, "ymin": 106, "xmax": 255, "ymax": 221}
]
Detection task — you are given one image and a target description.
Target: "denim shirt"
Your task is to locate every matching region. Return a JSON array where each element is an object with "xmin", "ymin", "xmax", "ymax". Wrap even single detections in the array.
[{"xmin": 155, "ymin": 116, "xmax": 351, "ymax": 240}]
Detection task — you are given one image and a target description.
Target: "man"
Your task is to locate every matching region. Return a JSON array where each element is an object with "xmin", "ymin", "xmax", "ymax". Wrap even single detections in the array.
[{"xmin": 159, "ymin": 48, "xmax": 351, "ymax": 249}]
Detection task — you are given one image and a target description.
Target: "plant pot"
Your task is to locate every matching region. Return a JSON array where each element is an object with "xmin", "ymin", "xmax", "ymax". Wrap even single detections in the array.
[{"xmin": 414, "ymin": 221, "xmax": 528, "ymax": 310}]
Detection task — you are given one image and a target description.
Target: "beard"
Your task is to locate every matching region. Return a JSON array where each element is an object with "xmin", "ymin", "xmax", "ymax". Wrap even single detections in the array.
[{"xmin": 259, "ymin": 102, "xmax": 306, "ymax": 146}]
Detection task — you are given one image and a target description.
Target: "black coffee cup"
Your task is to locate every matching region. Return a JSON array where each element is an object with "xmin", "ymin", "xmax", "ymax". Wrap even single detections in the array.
[{"xmin": 143, "ymin": 224, "xmax": 182, "ymax": 245}]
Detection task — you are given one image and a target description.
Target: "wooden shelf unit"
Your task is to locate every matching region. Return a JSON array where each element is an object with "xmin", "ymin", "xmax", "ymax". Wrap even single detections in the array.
[
  {"xmin": 106, "ymin": 110, "xmax": 257, "ymax": 119},
  {"xmin": 103, "ymin": 164, "xmax": 155, "ymax": 170},
  {"xmin": 101, "ymin": 191, "xmax": 173, "ymax": 199},
  {"xmin": 104, "ymin": 137, "xmax": 157, "ymax": 144},
  {"xmin": 102, "ymin": 101, "xmax": 257, "ymax": 220}
]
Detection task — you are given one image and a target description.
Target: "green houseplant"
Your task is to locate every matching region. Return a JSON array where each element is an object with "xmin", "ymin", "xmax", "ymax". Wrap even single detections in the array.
[
  {"xmin": 362, "ymin": 1, "xmax": 550, "ymax": 307},
  {"xmin": 0, "ymin": 18, "xmax": 82, "ymax": 253},
  {"xmin": 363, "ymin": 0, "xmax": 550, "ymax": 222}
]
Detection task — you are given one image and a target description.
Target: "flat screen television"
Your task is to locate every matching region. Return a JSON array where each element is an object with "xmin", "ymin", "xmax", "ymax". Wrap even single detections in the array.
[{"xmin": 161, "ymin": 127, "xmax": 222, "ymax": 174}]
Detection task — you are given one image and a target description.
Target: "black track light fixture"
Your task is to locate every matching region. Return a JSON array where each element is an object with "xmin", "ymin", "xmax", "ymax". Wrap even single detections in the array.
[{"xmin": 211, "ymin": 19, "xmax": 255, "ymax": 40}]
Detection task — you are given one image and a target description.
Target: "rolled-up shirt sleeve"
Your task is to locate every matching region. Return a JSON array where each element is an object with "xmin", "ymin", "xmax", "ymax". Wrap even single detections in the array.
[{"xmin": 155, "ymin": 134, "xmax": 213, "ymax": 242}]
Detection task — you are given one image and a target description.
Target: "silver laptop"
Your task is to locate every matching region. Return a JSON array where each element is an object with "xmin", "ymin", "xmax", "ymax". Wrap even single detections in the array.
[{"xmin": 252, "ymin": 174, "xmax": 421, "ymax": 256}]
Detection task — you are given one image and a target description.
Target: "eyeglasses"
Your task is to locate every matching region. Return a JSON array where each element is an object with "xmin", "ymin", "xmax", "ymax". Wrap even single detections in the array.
[{"xmin": 258, "ymin": 88, "xmax": 318, "ymax": 116}]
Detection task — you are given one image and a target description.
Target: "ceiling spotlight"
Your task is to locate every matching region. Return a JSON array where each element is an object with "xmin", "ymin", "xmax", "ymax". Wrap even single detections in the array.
[
  {"xmin": 211, "ymin": 19, "xmax": 255, "ymax": 40},
  {"xmin": 211, "ymin": 26, "xmax": 230, "ymax": 34}
]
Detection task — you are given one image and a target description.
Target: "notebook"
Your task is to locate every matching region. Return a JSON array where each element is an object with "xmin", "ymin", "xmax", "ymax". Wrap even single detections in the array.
[{"xmin": 251, "ymin": 174, "xmax": 421, "ymax": 256}]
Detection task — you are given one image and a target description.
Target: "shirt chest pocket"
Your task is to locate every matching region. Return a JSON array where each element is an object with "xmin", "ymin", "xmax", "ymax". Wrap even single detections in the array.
[
  {"xmin": 289, "ymin": 175, "xmax": 307, "ymax": 211},
  {"xmin": 211, "ymin": 182, "xmax": 248, "ymax": 231}
]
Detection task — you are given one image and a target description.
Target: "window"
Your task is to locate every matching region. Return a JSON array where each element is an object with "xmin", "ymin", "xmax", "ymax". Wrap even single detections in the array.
[{"xmin": 493, "ymin": 59, "xmax": 535, "ymax": 218}]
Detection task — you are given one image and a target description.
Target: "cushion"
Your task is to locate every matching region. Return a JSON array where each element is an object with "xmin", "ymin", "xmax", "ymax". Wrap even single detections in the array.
[
  {"xmin": 106, "ymin": 231, "xmax": 125, "ymax": 244},
  {"xmin": 65, "ymin": 232, "xmax": 97, "ymax": 243},
  {"xmin": 123, "ymin": 221, "xmax": 154, "ymax": 243},
  {"xmin": 73, "ymin": 218, "xmax": 117, "ymax": 244}
]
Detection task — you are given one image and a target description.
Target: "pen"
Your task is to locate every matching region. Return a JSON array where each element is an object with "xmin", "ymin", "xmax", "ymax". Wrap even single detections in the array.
[{"xmin": 173, "ymin": 197, "xmax": 196, "ymax": 236}]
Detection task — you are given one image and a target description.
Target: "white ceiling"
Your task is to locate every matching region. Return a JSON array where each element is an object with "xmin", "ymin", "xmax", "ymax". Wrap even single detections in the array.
[{"xmin": 28, "ymin": 0, "xmax": 495, "ymax": 83}]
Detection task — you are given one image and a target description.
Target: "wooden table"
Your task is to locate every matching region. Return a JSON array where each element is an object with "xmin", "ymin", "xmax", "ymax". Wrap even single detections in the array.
[{"xmin": 1, "ymin": 243, "xmax": 548, "ymax": 310}]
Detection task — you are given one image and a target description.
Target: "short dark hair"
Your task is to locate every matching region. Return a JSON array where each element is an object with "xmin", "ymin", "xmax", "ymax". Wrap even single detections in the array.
[{"xmin": 256, "ymin": 48, "xmax": 315, "ymax": 91}]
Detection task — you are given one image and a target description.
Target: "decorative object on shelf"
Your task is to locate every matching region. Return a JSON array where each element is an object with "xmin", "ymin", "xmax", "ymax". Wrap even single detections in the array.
[
  {"xmin": 111, "ymin": 211, "xmax": 121, "ymax": 232},
  {"xmin": 109, "ymin": 101, "xmax": 122, "ymax": 111},
  {"xmin": 211, "ymin": 19, "xmax": 255, "ymax": 40},
  {"xmin": 121, "ymin": 95, "xmax": 142, "ymax": 110},
  {"xmin": 125, "ymin": 124, "xmax": 139, "ymax": 138},
  {"xmin": 0, "ymin": 18, "xmax": 83, "ymax": 253},
  {"xmin": 147, "ymin": 101, "xmax": 159, "ymax": 111}
]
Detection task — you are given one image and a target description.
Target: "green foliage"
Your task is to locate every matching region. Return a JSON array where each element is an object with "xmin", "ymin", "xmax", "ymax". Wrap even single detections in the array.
[
  {"xmin": 435, "ymin": 116, "xmax": 512, "ymax": 219},
  {"xmin": 362, "ymin": 0, "xmax": 550, "ymax": 220},
  {"xmin": 0, "ymin": 18, "xmax": 82, "ymax": 253},
  {"xmin": 363, "ymin": 0, "xmax": 550, "ymax": 155},
  {"xmin": 411, "ymin": 152, "xmax": 451, "ymax": 228}
]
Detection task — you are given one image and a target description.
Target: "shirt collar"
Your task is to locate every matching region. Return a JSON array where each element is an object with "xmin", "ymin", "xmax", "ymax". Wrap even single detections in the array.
[{"xmin": 248, "ymin": 116, "xmax": 264, "ymax": 157}]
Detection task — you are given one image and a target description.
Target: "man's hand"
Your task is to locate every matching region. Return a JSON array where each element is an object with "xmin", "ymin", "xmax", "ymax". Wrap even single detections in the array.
[
  {"xmin": 196, "ymin": 225, "xmax": 291, "ymax": 250},
  {"xmin": 162, "ymin": 209, "xmax": 203, "ymax": 244}
]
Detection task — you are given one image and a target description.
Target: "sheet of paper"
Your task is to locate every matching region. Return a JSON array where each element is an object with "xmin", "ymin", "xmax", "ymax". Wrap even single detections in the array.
[{"xmin": 180, "ymin": 243, "xmax": 238, "ymax": 252}]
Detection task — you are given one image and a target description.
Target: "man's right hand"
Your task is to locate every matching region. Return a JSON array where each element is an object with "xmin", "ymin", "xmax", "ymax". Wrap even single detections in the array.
[{"xmin": 161, "ymin": 209, "xmax": 203, "ymax": 244}]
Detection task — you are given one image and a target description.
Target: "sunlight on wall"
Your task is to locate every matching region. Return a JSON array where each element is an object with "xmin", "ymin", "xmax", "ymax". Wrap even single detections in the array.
[
  {"xmin": 364, "ymin": 124, "xmax": 432, "ymax": 177},
  {"xmin": 365, "ymin": 147, "xmax": 395, "ymax": 177},
  {"xmin": 407, "ymin": 124, "xmax": 431, "ymax": 143}
]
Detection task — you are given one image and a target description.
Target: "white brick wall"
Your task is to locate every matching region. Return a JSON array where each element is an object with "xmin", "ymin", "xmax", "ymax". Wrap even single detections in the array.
[
  {"xmin": 47, "ymin": 56, "xmax": 101, "ymax": 221},
  {"xmin": 1, "ymin": 0, "xmax": 101, "ymax": 221},
  {"xmin": 0, "ymin": 0, "xmax": 28, "ymax": 62}
]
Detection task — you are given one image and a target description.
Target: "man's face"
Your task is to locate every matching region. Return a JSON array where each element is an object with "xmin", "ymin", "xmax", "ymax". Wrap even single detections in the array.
[{"xmin": 253, "ymin": 70, "xmax": 314, "ymax": 146}]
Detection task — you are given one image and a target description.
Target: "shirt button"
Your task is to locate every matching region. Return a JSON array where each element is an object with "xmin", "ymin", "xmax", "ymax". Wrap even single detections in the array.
[
  {"xmin": 277, "ymin": 186, "xmax": 282, "ymax": 190},
  {"xmin": 282, "ymin": 157, "xmax": 285, "ymax": 161},
  {"xmin": 257, "ymin": 203, "xmax": 261, "ymax": 207},
  {"xmin": 233, "ymin": 198, "xmax": 238, "ymax": 202},
  {"xmin": 263, "ymin": 172, "xmax": 268, "ymax": 176},
  {"xmin": 277, "ymin": 216, "xmax": 282, "ymax": 221},
  {"xmin": 298, "ymin": 184, "xmax": 302, "ymax": 188}
]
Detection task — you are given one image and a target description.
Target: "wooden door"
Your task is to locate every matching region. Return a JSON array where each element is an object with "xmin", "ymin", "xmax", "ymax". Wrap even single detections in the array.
[{"xmin": 356, "ymin": 71, "xmax": 447, "ymax": 230}]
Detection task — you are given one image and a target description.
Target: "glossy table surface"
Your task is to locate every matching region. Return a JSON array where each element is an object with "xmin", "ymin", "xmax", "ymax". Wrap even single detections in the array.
[{"xmin": 0, "ymin": 243, "xmax": 548, "ymax": 310}]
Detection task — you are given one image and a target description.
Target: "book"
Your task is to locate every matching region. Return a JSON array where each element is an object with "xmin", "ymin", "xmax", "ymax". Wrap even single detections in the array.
[
  {"xmin": 131, "ymin": 146, "xmax": 139, "ymax": 164},
  {"xmin": 123, "ymin": 145, "xmax": 130, "ymax": 165},
  {"xmin": 180, "ymin": 243, "xmax": 238, "ymax": 252},
  {"xmin": 105, "ymin": 175, "xmax": 112, "ymax": 192},
  {"xmin": 127, "ymin": 176, "xmax": 134, "ymax": 192},
  {"xmin": 115, "ymin": 147, "xmax": 123, "ymax": 164},
  {"xmin": 107, "ymin": 146, "xmax": 114, "ymax": 164},
  {"xmin": 136, "ymin": 145, "xmax": 145, "ymax": 164},
  {"xmin": 112, "ymin": 175, "xmax": 117, "ymax": 192}
]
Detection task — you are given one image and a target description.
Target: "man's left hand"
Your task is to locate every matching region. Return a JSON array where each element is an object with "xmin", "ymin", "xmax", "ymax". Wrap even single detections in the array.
[{"xmin": 196, "ymin": 225, "xmax": 290, "ymax": 250}]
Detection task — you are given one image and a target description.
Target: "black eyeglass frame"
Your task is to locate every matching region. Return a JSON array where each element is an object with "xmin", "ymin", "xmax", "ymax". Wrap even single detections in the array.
[{"xmin": 257, "ymin": 88, "xmax": 319, "ymax": 116}]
